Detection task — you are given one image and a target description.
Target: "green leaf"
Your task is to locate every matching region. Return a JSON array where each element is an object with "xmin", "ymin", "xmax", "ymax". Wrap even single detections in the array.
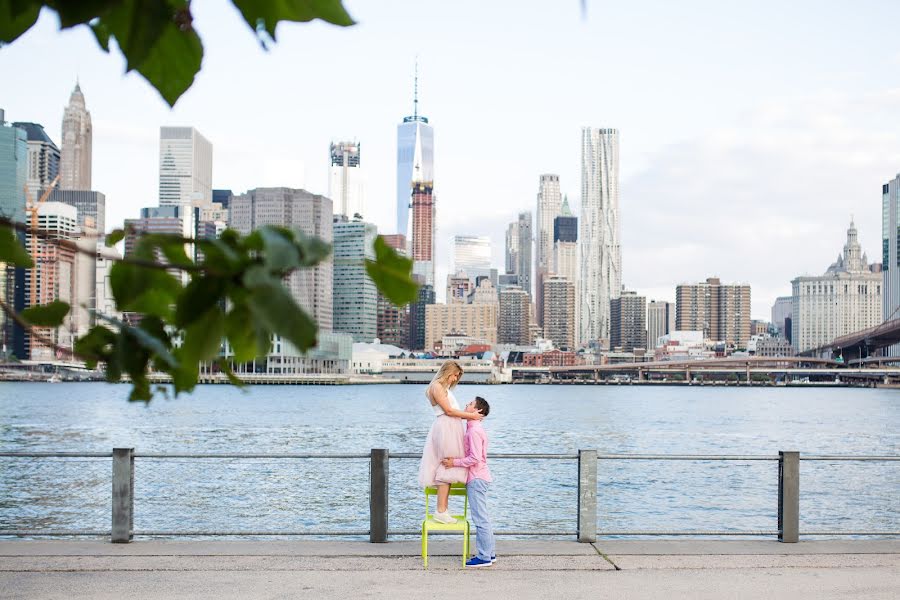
[
  {"xmin": 293, "ymin": 230, "xmax": 332, "ymax": 267},
  {"xmin": 231, "ymin": 0, "xmax": 355, "ymax": 41},
  {"xmin": 109, "ymin": 261, "xmax": 182, "ymax": 319},
  {"xmin": 134, "ymin": 315, "xmax": 178, "ymax": 369},
  {"xmin": 0, "ymin": 224, "xmax": 34, "ymax": 267},
  {"xmin": 74, "ymin": 325, "xmax": 117, "ymax": 370},
  {"xmin": 180, "ymin": 307, "xmax": 224, "ymax": 364},
  {"xmin": 21, "ymin": 301, "xmax": 70, "ymax": 327},
  {"xmin": 244, "ymin": 265, "xmax": 317, "ymax": 352},
  {"xmin": 365, "ymin": 236, "xmax": 419, "ymax": 305},
  {"xmin": 52, "ymin": 0, "xmax": 116, "ymax": 28},
  {"xmin": 257, "ymin": 226, "xmax": 301, "ymax": 272},
  {"xmin": 0, "ymin": 0, "xmax": 40, "ymax": 44},
  {"xmin": 106, "ymin": 228, "xmax": 126, "ymax": 247},
  {"xmin": 176, "ymin": 275, "xmax": 227, "ymax": 327},
  {"xmin": 130, "ymin": 7, "xmax": 202, "ymax": 106},
  {"xmin": 225, "ymin": 303, "xmax": 270, "ymax": 362}
]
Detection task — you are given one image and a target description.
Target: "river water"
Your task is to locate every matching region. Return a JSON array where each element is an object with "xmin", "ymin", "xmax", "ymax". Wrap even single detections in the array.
[{"xmin": 1, "ymin": 382, "xmax": 898, "ymax": 538}]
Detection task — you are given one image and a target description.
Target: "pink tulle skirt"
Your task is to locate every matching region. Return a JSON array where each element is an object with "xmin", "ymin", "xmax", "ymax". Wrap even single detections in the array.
[{"xmin": 417, "ymin": 414, "xmax": 467, "ymax": 488}]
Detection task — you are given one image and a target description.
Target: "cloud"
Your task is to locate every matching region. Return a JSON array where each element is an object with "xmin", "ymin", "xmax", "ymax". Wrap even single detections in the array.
[{"xmin": 622, "ymin": 89, "xmax": 900, "ymax": 318}]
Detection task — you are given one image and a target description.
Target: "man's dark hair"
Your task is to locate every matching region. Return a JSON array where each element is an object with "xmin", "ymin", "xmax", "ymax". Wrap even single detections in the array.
[{"xmin": 474, "ymin": 396, "xmax": 490, "ymax": 417}]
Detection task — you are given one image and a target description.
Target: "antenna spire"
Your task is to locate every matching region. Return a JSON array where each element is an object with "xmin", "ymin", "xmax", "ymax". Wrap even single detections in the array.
[{"xmin": 413, "ymin": 56, "xmax": 419, "ymax": 120}]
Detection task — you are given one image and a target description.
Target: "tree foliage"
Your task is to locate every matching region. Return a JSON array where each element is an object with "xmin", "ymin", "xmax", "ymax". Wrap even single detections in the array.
[
  {"xmin": 0, "ymin": 0, "xmax": 355, "ymax": 105},
  {"xmin": 0, "ymin": 220, "xmax": 418, "ymax": 401}
]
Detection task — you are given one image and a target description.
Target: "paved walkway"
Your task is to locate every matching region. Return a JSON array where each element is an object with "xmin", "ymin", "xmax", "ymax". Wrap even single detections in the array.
[{"xmin": 1, "ymin": 540, "xmax": 898, "ymax": 599}]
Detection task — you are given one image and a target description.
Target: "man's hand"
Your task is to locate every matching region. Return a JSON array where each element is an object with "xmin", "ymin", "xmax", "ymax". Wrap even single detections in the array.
[{"xmin": 441, "ymin": 458, "xmax": 455, "ymax": 468}]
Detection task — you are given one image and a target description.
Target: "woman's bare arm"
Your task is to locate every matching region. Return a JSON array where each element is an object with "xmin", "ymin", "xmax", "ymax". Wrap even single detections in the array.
[{"xmin": 430, "ymin": 383, "xmax": 483, "ymax": 420}]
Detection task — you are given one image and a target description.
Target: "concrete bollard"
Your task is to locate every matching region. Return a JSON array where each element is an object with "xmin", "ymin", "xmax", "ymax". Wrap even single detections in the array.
[
  {"xmin": 111, "ymin": 448, "xmax": 134, "ymax": 543},
  {"xmin": 577, "ymin": 450, "xmax": 598, "ymax": 543},
  {"xmin": 370, "ymin": 449, "xmax": 389, "ymax": 543},
  {"xmin": 778, "ymin": 451, "xmax": 800, "ymax": 543}
]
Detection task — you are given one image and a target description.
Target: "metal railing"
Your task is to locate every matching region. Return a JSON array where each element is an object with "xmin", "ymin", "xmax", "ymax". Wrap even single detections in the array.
[{"xmin": 1, "ymin": 449, "xmax": 897, "ymax": 543}]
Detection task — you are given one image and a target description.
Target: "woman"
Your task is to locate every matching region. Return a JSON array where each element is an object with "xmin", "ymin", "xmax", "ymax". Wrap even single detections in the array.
[{"xmin": 417, "ymin": 360, "xmax": 483, "ymax": 524}]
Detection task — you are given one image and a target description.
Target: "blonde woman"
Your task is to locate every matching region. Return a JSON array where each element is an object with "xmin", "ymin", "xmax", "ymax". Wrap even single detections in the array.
[{"xmin": 417, "ymin": 360, "xmax": 483, "ymax": 524}]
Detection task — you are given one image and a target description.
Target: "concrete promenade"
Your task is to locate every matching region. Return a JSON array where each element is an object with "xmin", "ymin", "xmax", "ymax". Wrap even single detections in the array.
[{"xmin": 1, "ymin": 539, "xmax": 898, "ymax": 599}]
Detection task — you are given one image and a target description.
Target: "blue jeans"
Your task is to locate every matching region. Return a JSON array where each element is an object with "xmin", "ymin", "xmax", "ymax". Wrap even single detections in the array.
[{"xmin": 467, "ymin": 478, "xmax": 495, "ymax": 561}]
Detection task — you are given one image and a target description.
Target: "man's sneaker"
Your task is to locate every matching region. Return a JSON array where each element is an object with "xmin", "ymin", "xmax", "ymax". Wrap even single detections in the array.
[
  {"xmin": 465, "ymin": 556, "xmax": 492, "ymax": 568},
  {"xmin": 491, "ymin": 555, "xmax": 497, "ymax": 563},
  {"xmin": 432, "ymin": 511, "xmax": 456, "ymax": 524}
]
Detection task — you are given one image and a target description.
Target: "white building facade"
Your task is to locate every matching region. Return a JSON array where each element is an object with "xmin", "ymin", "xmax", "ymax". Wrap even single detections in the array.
[
  {"xmin": 791, "ymin": 221, "xmax": 883, "ymax": 353},
  {"xmin": 579, "ymin": 127, "xmax": 621, "ymax": 346},
  {"xmin": 328, "ymin": 140, "xmax": 365, "ymax": 220},
  {"xmin": 159, "ymin": 126, "xmax": 213, "ymax": 208}
]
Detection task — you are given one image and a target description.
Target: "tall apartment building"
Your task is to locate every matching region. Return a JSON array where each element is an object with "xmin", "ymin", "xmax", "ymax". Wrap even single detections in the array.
[
  {"xmin": 158, "ymin": 126, "xmax": 212, "ymax": 207},
  {"xmin": 0, "ymin": 113, "xmax": 29, "ymax": 357},
  {"xmin": 580, "ymin": 128, "xmax": 621, "ymax": 346},
  {"xmin": 542, "ymin": 276, "xmax": 576, "ymax": 350},
  {"xmin": 676, "ymin": 277, "xmax": 751, "ymax": 348},
  {"xmin": 610, "ymin": 291, "xmax": 647, "ymax": 352},
  {"xmin": 792, "ymin": 221, "xmax": 883, "ymax": 353},
  {"xmin": 498, "ymin": 285, "xmax": 530, "ymax": 345},
  {"xmin": 407, "ymin": 281, "xmax": 435, "ymax": 351},
  {"xmin": 376, "ymin": 234, "xmax": 408, "ymax": 348},
  {"xmin": 447, "ymin": 270, "xmax": 474, "ymax": 304},
  {"xmin": 396, "ymin": 70, "xmax": 434, "ymax": 236},
  {"xmin": 49, "ymin": 189, "xmax": 105, "ymax": 234},
  {"xmin": 333, "ymin": 215, "xmax": 377, "ymax": 343},
  {"xmin": 883, "ymin": 174, "xmax": 900, "ymax": 356},
  {"xmin": 26, "ymin": 202, "xmax": 77, "ymax": 360},
  {"xmin": 410, "ymin": 180, "xmax": 435, "ymax": 286},
  {"xmin": 504, "ymin": 211, "xmax": 533, "ymax": 297},
  {"xmin": 424, "ymin": 301, "xmax": 498, "ymax": 350},
  {"xmin": 12, "ymin": 122, "xmax": 59, "ymax": 195},
  {"xmin": 647, "ymin": 300, "xmax": 675, "ymax": 350},
  {"xmin": 329, "ymin": 140, "xmax": 365, "ymax": 219},
  {"xmin": 535, "ymin": 174, "xmax": 562, "ymax": 326},
  {"xmin": 59, "ymin": 82, "xmax": 92, "ymax": 190},
  {"xmin": 229, "ymin": 188, "xmax": 333, "ymax": 330}
]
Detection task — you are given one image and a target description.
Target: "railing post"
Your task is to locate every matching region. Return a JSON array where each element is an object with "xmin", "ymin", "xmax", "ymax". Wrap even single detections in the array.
[
  {"xmin": 111, "ymin": 447, "xmax": 134, "ymax": 543},
  {"xmin": 370, "ymin": 448, "xmax": 389, "ymax": 543},
  {"xmin": 577, "ymin": 449, "xmax": 597, "ymax": 543},
  {"xmin": 778, "ymin": 451, "xmax": 799, "ymax": 543}
]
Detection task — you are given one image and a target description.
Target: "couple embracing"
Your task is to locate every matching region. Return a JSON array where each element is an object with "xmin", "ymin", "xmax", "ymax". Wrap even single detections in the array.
[{"xmin": 417, "ymin": 360, "xmax": 496, "ymax": 568}]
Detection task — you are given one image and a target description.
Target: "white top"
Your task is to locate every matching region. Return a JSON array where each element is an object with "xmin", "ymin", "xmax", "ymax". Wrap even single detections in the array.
[{"xmin": 428, "ymin": 384, "xmax": 459, "ymax": 417}]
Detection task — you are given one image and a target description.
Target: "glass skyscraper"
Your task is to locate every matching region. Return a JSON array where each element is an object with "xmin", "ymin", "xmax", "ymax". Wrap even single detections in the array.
[{"xmin": 396, "ymin": 71, "xmax": 434, "ymax": 236}]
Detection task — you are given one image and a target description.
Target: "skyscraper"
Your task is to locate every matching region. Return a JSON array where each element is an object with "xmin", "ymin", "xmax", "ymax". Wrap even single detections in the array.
[
  {"xmin": 333, "ymin": 215, "xmax": 377, "ymax": 342},
  {"xmin": 504, "ymin": 212, "xmax": 533, "ymax": 297},
  {"xmin": 647, "ymin": 300, "xmax": 675, "ymax": 350},
  {"xmin": 229, "ymin": 188, "xmax": 333, "ymax": 330},
  {"xmin": 329, "ymin": 140, "xmax": 365, "ymax": 220},
  {"xmin": 535, "ymin": 174, "xmax": 562, "ymax": 326},
  {"xmin": 453, "ymin": 235, "xmax": 492, "ymax": 283},
  {"xmin": 579, "ymin": 128, "xmax": 621, "ymax": 346},
  {"xmin": 883, "ymin": 174, "xmax": 900, "ymax": 354},
  {"xmin": 396, "ymin": 67, "xmax": 434, "ymax": 236},
  {"xmin": 12, "ymin": 122, "xmax": 59, "ymax": 195},
  {"xmin": 676, "ymin": 277, "xmax": 751, "ymax": 348},
  {"xmin": 48, "ymin": 190, "xmax": 105, "ymax": 233},
  {"xmin": 410, "ymin": 180, "xmax": 435, "ymax": 286},
  {"xmin": 60, "ymin": 82, "xmax": 92, "ymax": 190},
  {"xmin": 159, "ymin": 126, "xmax": 212, "ymax": 208},
  {"xmin": 610, "ymin": 291, "xmax": 647, "ymax": 352},
  {"xmin": 407, "ymin": 281, "xmax": 435, "ymax": 351},
  {"xmin": 0, "ymin": 114, "xmax": 29, "ymax": 357},
  {"xmin": 771, "ymin": 296, "xmax": 792, "ymax": 342}
]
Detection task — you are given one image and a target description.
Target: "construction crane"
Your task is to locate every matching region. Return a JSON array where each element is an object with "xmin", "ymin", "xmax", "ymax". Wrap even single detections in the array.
[{"xmin": 24, "ymin": 174, "xmax": 61, "ymax": 309}]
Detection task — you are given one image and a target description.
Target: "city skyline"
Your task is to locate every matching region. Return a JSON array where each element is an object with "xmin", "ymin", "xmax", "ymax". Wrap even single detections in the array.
[{"xmin": 2, "ymin": 1, "xmax": 900, "ymax": 319}]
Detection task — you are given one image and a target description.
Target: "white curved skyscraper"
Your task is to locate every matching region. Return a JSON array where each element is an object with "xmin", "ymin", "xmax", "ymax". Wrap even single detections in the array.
[
  {"xmin": 579, "ymin": 127, "xmax": 621, "ymax": 346},
  {"xmin": 396, "ymin": 66, "xmax": 434, "ymax": 237},
  {"xmin": 60, "ymin": 82, "xmax": 92, "ymax": 191}
]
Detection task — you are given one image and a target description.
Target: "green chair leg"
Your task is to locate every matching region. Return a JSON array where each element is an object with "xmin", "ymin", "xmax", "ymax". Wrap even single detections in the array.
[{"xmin": 422, "ymin": 525, "xmax": 428, "ymax": 568}]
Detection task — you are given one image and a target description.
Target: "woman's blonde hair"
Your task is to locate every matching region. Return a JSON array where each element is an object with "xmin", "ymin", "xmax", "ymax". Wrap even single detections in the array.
[{"xmin": 432, "ymin": 360, "xmax": 464, "ymax": 389}]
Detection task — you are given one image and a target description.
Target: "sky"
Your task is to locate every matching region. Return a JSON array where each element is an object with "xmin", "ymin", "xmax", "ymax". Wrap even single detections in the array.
[{"xmin": 2, "ymin": 0, "xmax": 900, "ymax": 318}]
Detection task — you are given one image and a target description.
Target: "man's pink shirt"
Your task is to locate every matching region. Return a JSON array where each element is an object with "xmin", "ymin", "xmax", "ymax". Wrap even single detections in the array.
[{"xmin": 452, "ymin": 420, "xmax": 492, "ymax": 483}]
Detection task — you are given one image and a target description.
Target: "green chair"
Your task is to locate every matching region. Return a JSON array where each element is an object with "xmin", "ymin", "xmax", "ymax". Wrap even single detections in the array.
[{"xmin": 421, "ymin": 483, "xmax": 472, "ymax": 568}]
